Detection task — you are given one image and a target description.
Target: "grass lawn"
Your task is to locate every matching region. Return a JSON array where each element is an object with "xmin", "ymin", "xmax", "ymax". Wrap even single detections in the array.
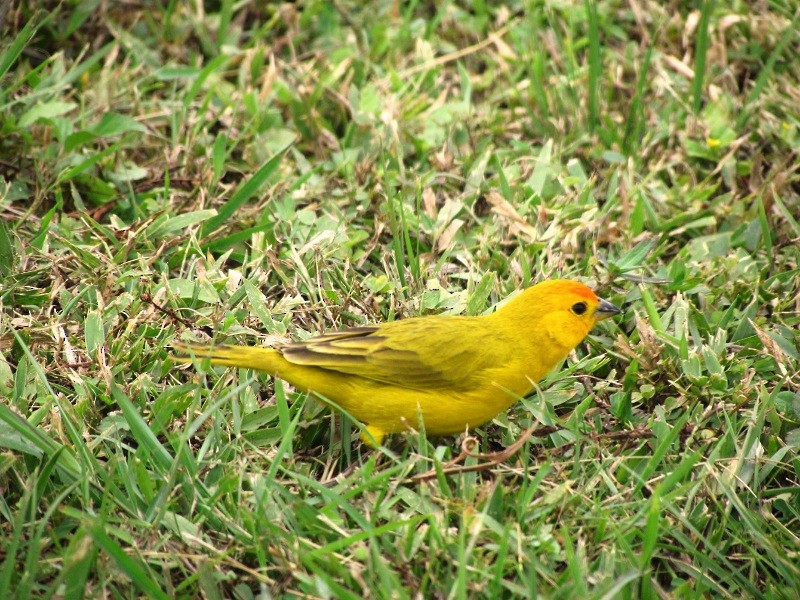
[{"xmin": 1, "ymin": 1, "xmax": 799, "ymax": 597}]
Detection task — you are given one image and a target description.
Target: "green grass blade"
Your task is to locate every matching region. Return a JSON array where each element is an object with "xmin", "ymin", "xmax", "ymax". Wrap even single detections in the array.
[{"xmin": 691, "ymin": 0, "xmax": 714, "ymax": 111}]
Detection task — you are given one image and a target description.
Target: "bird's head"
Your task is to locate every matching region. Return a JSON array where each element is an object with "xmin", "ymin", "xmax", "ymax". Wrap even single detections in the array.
[{"xmin": 496, "ymin": 279, "xmax": 621, "ymax": 352}]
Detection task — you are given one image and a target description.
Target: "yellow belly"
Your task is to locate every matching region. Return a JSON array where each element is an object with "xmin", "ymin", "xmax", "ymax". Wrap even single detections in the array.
[{"xmin": 301, "ymin": 369, "xmax": 532, "ymax": 445}]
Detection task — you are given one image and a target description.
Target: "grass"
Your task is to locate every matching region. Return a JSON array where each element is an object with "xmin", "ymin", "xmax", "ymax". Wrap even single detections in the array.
[{"xmin": 1, "ymin": 0, "xmax": 799, "ymax": 597}]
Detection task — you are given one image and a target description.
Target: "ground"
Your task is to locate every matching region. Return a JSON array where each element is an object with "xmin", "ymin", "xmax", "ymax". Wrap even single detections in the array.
[{"xmin": 1, "ymin": 1, "xmax": 799, "ymax": 597}]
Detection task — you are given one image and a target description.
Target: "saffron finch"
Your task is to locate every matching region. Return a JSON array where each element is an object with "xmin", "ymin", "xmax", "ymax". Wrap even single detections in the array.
[{"xmin": 174, "ymin": 279, "xmax": 620, "ymax": 445}]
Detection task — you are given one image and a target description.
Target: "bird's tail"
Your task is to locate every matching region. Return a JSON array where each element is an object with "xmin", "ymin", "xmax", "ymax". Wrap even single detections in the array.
[{"xmin": 172, "ymin": 341, "xmax": 282, "ymax": 373}]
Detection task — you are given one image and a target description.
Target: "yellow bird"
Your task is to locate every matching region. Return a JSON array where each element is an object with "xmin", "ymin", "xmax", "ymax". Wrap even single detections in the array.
[{"xmin": 173, "ymin": 279, "xmax": 620, "ymax": 445}]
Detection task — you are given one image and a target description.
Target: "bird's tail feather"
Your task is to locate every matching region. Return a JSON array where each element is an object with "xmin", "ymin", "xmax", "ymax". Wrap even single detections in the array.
[{"xmin": 172, "ymin": 341, "xmax": 280, "ymax": 372}]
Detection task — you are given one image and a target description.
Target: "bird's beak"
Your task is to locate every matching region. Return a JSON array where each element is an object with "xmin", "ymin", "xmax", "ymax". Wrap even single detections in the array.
[{"xmin": 594, "ymin": 298, "xmax": 621, "ymax": 321}]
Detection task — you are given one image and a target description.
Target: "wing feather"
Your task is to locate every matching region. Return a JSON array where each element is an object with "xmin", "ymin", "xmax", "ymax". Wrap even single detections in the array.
[{"xmin": 280, "ymin": 318, "xmax": 494, "ymax": 390}]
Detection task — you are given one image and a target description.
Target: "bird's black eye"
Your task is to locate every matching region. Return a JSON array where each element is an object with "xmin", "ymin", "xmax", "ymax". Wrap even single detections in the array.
[{"xmin": 571, "ymin": 301, "xmax": 588, "ymax": 316}]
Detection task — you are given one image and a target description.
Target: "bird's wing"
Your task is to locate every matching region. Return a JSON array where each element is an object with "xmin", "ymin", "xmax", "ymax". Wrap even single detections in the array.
[{"xmin": 280, "ymin": 320, "xmax": 494, "ymax": 390}]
